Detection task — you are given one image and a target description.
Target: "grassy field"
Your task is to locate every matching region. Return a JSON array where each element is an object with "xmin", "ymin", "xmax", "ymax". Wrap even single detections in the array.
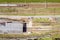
[
  {"xmin": 39, "ymin": 37, "xmax": 52, "ymax": 40},
  {"xmin": 0, "ymin": 0, "xmax": 60, "ymax": 3},
  {"xmin": 0, "ymin": 8, "xmax": 60, "ymax": 16},
  {"xmin": 0, "ymin": 33, "xmax": 42, "ymax": 38},
  {"xmin": 33, "ymin": 18, "xmax": 50, "ymax": 23}
]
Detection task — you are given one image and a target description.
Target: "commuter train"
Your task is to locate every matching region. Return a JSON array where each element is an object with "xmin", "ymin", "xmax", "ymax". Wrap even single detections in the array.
[{"xmin": 0, "ymin": 18, "xmax": 28, "ymax": 34}]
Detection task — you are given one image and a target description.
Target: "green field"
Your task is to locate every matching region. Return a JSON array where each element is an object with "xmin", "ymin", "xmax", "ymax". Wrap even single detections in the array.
[
  {"xmin": 0, "ymin": 8, "xmax": 60, "ymax": 16},
  {"xmin": 0, "ymin": 0, "xmax": 60, "ymax": 3},
  {"xmin": 33, "ymin": 18, "xmax": 50, "ymax": 23}
]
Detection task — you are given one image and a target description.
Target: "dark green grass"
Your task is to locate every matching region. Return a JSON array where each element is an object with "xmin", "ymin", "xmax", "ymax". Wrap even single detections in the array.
[{"xmin": 0, "ymin": 0, "xmax": 60, "ymax": 3}]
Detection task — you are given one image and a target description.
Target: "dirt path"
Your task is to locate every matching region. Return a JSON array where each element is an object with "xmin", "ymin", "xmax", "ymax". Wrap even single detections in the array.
[
  {"xmin": 0, "ymin": 3, "xmax": 60, "ymax": 8},
  {"xmin": 18, "ymin": 3, "xmax": 60, "ymax": 8}
]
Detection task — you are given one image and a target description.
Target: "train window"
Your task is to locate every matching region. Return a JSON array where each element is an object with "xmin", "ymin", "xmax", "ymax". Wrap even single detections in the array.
[
  {"xmin": 7, "ymin": 22, "xmax": 12, "ymax": 23},
  {"xmin": 0, "ymin": 22, "xmax": 5, "ymax": 26}
]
